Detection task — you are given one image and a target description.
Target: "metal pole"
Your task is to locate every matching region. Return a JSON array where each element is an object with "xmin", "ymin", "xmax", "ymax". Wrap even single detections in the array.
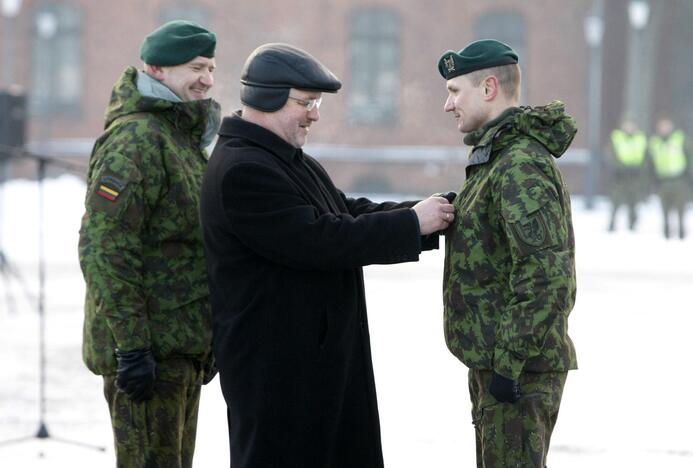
[
  {"xmin": 625, "ymin": 1, "xmax": 651, "ymax": 129},
  {"xmin": 36, "ymin": 159, "xmax": 49, "ymax": 438},
  {"xmin": 584, "ymin": 0, "xmax": 604, "ymax": 209}
]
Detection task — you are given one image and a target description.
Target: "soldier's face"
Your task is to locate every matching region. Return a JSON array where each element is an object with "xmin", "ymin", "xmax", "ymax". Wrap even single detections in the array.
[
  {"xmin": 156, "ymin": 56, "xmax": 216, "ymax": 102},
  {"xmin": 657, "ymin": 118, "xmax": 673, "ymax": 135},
  {"xmin": 444, "ymin": 75, "xmax": 489, "ymax": 133},
  {"xmin": 267, "ymin": 89, "xmax": 322, "ymax": 148}
]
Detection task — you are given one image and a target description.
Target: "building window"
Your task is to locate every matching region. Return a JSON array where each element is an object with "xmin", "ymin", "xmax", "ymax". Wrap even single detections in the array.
[
  {"xmin": 348, "ymin": 8, "xmax": 400, "ymax": 125},
  {"xmin": 159, "ymin": 3, "xmax": 210, "ymax": 27},
  {"xmin": 475, "ymin": 10, "xmax": 527, "ymax": 103},
  {"xmin": 30, "ymin": 4, "xmax": 83, "ymax": 115}
]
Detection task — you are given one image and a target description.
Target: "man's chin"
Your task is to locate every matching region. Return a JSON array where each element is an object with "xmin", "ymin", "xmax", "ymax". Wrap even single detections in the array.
[{"xmin": 189, "ymin": 90, "xmax": 208, "ymax": 101}]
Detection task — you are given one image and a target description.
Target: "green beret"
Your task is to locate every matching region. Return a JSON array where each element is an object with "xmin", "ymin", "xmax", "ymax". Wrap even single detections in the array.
[
  {"xmin": 140, "ymin": 20, "xmax": 216, "ymax": 66},
  {"xmin": 438, "ymin": 39, "xmax": 518, "ymax": 80}
]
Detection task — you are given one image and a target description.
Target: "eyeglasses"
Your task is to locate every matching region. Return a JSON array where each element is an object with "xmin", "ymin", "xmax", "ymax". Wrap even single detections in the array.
[{"xmin": 288, "ymin": 95, "xmax": 322, "ymax": 111}]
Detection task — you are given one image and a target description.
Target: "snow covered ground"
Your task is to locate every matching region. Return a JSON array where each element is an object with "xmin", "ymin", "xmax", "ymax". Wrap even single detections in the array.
[{"xmin": 0, "ymin": 174, "xmax": 692, "ymax": 467}]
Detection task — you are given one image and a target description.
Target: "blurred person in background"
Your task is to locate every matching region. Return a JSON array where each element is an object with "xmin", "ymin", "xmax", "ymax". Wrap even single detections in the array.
[
  {"xmin": 437, "ymin": 39, "xmax": 578, "ymax": 467},
  {"xmin": 606, "ymin": 117, "xmax": 649, "ymax": 232},
  {"xmin": 78, "ymin": 20, "xmax": 220, "ymax": 467},
  {"xmin": 649, "ymin": 115, "xmax": 691, "ymax": 239},
  {"xmin": 200, "ymin": 43, "xmax": 455, "ymax": 468}
]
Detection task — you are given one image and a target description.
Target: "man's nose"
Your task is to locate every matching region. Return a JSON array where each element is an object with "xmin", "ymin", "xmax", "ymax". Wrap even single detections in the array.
[
  {"xmin": 308, "ymin": 106, "xmax": 320, "ymax": 122},
  {"xmin": 444, "ymin": 96, "xmax": 454, "ymax": 112},
  {"xmin": 200, "ymin": 70, "xmax": 214, "ymax": 87}
]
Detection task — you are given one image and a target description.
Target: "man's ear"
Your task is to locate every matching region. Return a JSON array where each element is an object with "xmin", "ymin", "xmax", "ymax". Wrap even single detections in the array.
[
  {"xmin": 482, "ymin": 75, "xmax": 499, "ymax": 101},
  {"xmin": 146, "ymin": 64, "xmax": 166, "ymax": 81}
]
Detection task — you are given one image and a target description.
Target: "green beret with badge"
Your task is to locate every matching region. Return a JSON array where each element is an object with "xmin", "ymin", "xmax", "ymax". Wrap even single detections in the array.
[
  {"xmin": 140, "ymin": 20, "xmax": 216, "ymax": 66},
  {"xmin": 438, "ymin": 39, "xmax": 518, "ymax": 80}
]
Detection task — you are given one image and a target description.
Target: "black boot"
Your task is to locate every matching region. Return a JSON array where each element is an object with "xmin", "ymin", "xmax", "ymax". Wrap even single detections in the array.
[
  {"xmin": 628, "ymin": 208, "xmax": 637, "ymax": 231},
  {"xmin": 608, "ymin": 207, "xmax": 617, "ymax": 232}
]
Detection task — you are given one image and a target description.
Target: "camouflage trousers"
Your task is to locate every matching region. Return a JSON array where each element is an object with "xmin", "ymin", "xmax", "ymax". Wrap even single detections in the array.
[
  {"xmin": 468, "ymin": 369, "xmax": 567, "ymax": 468},
  {"xmin": 657, "ymin": 178, "xmax": 690, "ymax": 239},
  {"xmin": 103, "ymin": 359, "xmax": 204, "ymax": 468}
]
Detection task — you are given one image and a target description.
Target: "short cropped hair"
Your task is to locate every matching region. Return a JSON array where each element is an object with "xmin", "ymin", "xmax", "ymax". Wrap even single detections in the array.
[{"xmin": 465, "ymin": 63, "xmax": 521, "ymax": 101}]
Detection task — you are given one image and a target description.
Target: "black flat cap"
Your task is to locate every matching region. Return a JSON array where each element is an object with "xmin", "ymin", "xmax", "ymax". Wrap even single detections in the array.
[
  {"xmin": 438, "ymin": 39, "xmax": 518, "ymax": 80},
  {"xmin": 240, "ymin": 43, "xmax": 342, "ymax": 112}
]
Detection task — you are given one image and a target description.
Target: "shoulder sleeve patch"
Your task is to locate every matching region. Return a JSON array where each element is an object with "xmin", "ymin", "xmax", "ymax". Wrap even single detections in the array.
[
  {"xmin": 95, "ymin": 175, "xmax": 126, "ymax": 201},
  {"xmin": 86, "ymin": 154, "xmax": 142, "ymax": 220},
  {"xmin": 512, "ymin": 210, "xmax": 548, "ymax": 247}
]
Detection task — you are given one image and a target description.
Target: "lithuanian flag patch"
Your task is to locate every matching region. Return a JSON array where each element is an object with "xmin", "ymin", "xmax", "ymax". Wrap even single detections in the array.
[{"xmin": 96, "ymin": 175, "xmax": 125, "ymax": 201}]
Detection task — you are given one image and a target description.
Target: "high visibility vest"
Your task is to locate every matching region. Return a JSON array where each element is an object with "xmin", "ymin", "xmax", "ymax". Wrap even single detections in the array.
[
  {"xmin": 650, "ymin": 130, "xmax": 687, "ymax": 178},
  {"xmin": 611, "ymin": 130, "xmax": 647, "ymax": 167}
]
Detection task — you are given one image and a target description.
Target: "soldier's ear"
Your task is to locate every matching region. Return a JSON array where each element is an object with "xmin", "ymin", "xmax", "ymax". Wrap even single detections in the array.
[
  {"xmin": 144, "ymin": 64, "xmax": 166, "ymax": 82},
  {"xmin": 482, "ymin": 76, "xmax": 499, "ymax": 101}
]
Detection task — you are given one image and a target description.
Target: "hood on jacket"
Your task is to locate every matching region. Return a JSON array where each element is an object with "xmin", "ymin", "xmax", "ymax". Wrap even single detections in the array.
[
  {"xmin": 103, "ymin": 66, "xmax": 219, "ymax": 144},
  {"xmin": 512, "ymin": 100, "xmax": 577, "ymax": 158},
  {"xmin": 465, "ymin": 100, "xmax": 577, "ymax": 159}
]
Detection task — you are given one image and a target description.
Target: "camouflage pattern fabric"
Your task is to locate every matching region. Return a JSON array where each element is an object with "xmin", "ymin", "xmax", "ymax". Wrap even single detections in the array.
[
  {"xmin": 79, "ymin": 66, "xmax": 219, "ymax": 374},
  {"xmin": 607, "ymin": 166, "xmax": 646, "ymax": 231},
  {"xmin": 103, "ymin": 360, "xmax": 204, "ymax": 468},
  {"xmin": 658, "ymin": 178, "xmax": 690, "ymax": 213},
  {"xmin": 658, "ymin": 178, "xmax": 689, "ymax": 239},
  {"xmin": 443, "ymin": 100, "xmax": 578, "ymax": 381},
  {"xmin": 607, "ymin": 133, "xmax": 649, "ymax": 209},
  {"xmin": 468, "ymin": 369, "xmax": 567, "ymax": 467}
]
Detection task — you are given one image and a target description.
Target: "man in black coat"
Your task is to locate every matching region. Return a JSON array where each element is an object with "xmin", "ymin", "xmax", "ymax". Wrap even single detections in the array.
[{"xmin": 200, "ymin": 43, "xmax": 455, "ymax": 468}]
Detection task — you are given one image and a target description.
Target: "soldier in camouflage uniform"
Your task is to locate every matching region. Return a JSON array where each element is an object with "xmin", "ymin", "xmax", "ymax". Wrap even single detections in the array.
[
  {"xmin": 607, "ymin": 118, "xmax": 649, "ymax": 232},
  {"xmin": 78, "ymin": 21, "xmax": 220, "ymax": 467},
  {"xmin": 649, "ymin": 116, "xmax": 691, "ymax": 239},
  {"xmin": 437, "ymin": 40, "xmax": 578, "ymax": 467}
]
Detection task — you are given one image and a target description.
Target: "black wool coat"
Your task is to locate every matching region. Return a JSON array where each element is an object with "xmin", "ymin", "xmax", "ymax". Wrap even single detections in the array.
[{"xmin": 200, "ymin": 113, "xmax": 438, "ymax": 468}]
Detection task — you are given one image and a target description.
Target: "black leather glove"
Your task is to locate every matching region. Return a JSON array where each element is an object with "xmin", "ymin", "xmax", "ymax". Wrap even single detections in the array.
[
  {"xmin": 202, "ymin": 356, "xmax": 218, "ymax": 385},
  {"xmin": 115, "ymin": 348, "xmax": 156, "ymax": 402},
  {"xmin": 434, "ymin": 191, "xmax": 457, "ymax": 203},
  {"xmin": 442, "ymin": 191, "xmax": 457, "ymax": 203},
  {"xmin": 489, "ymin": 371, "xmax": 521, "ymax": 403}
]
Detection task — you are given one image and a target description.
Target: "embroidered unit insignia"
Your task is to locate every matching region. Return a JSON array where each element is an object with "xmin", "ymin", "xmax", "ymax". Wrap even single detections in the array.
[
  {"xmin": 444, "ymin": 55, "xmax": 456, "ymax": 73},
  {"xmin": 515, "ymin": 212, "xmax": 547, "ymax": 247}
]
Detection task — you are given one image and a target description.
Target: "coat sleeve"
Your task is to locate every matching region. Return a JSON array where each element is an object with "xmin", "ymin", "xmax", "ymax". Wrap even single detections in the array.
[
  {"xmin": 222, "ymin": 161, "xmax": 424, "ymax": 270},
  {"xmin": 493, "ymin": 153, "xmax": 575, "ymax": 380},
  {"xmin": 340, "ymin": 194, "xmax": 439, "ymax": 252},
  {"xmin": 78, "ymin": 150, "xmax": 151, "ymax": 352}
]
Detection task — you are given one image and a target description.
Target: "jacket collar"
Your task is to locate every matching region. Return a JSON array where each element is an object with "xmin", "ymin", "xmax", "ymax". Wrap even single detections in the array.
[
  {"xmin": 218, "ymin": 111, "xmax": 302, "ymax": 163},
  {"xmin": 106, "ymin": 67, "xmax": 220, "ymax": 148},
  {"xmin": 136, "ymin": 70, "xmax": 182, "ymax": 103},
  {"xmin": 463, "ymin": 107, "xmax": 520, "ymax": 166}
]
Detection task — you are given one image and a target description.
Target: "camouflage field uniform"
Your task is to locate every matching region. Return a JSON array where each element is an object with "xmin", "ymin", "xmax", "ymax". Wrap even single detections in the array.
[
  {"xmin": 607, "ymin": 129, "xmax": 649, "ymax": 231},
  {"xmin": 79, "ymin": 66, "xmax": 219, "ymax": 467},
  {"xmin": 649, "ymin": 130, "xmax": 691, "ymax": 239},
  {"xmin": 444, "ymin": 101, "xmax": 578, "ymax": 467}
]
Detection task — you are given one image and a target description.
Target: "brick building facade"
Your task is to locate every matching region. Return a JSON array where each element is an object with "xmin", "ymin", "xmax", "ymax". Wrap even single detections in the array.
[{"xmin": 1, "ymin": 0, "xmax": 692, "ymax": 195}]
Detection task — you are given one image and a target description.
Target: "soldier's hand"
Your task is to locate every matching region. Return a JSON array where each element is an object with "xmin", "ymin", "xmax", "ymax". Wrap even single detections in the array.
[
  {"xmin": 115, "ymin": 348, "xmax": 157, "ymax": 402},
  {"xmin": 412, "ymin": 196, "xmax": 455, "ymax": 235},
  {"xmin": 489, "ymin": 371, "xmax": 521, "ymax": 403}
]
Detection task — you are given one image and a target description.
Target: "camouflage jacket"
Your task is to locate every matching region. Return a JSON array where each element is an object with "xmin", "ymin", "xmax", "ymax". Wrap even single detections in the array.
[
  {"xmin": 443, "ymin": 101, "xmax": 578, "ymax": 380},
  {"xmin": 79, "ymin": 66, "xmax": 220, "ymax": 375}
]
